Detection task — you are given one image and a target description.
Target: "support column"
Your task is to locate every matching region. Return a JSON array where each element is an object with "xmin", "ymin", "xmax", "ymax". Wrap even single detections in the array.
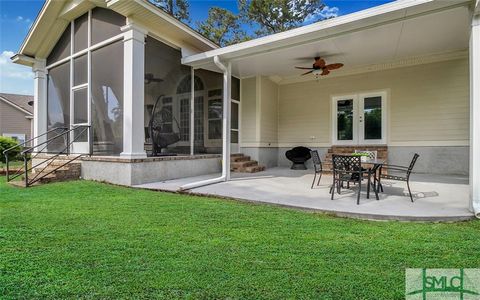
[
  {"xmin": 190, "ymin": 67, "xmax": 195, "ymax": 156},
  {"xmin": 222, "ymin": 62, "xmax": 232, "ymax": 181},
  {"xmin": 32, "ymin": 59, "xmax": 47, "ymax": 151},
  {"xmin": 120, "ymin": 22, "xmax": 147, "ymax": 158},
  {"xmin": 470, "ymin": 13, "xmax": 480, "ymax": 218}
]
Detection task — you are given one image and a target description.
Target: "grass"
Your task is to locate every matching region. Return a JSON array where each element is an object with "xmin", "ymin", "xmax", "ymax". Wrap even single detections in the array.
[{"xmin": 0, "ymin": 177, "xmax": 479, "ymax": 299}]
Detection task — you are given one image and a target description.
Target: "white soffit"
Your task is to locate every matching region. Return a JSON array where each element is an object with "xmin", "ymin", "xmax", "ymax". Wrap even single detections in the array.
[{"xmin": 183, "ymin": 0, "xmax": 472, "ymax": 80}]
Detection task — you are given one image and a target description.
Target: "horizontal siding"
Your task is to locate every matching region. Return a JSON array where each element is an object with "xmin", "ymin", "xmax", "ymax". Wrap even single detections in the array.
[
  {"xmin": 260, "ymin": 77, "xmax": 278, "ymax": 143},
  {"xmin": 240, "ymin": 77, "xmax": 257, "ymax": 143},
  {"xmin": 0, "ymin": 102, "xmax": 32, "ymax": 140},
  {"xmin": 278, "ymin": 59, "xmax": 469, "ymax": 145}
]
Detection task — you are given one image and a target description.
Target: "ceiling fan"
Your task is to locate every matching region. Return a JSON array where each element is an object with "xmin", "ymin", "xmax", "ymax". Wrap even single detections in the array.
[
  {"xmin": 295, "ymin": 57, "xmax": 344, "ymax": 76},
  {"xmin": 145, "ymin": 73, "xmax": 164, "ymax": 84}
]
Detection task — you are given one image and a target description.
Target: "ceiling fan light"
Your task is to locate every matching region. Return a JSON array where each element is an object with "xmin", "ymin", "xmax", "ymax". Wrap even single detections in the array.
[{"xmin": 312, "ymin": 69, "xmax": 322, "ymax": 76}]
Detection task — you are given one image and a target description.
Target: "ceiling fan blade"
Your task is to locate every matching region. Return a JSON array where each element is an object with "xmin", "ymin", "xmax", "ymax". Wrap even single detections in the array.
[
  {"xmin": 295, "ymin": 66, "xmax": 314, "ymax": 70},
  {"xmin": 313, "ymin": 57, "xmax": 326, "ymax": 68},
  {"xmin": 325, "ymin": 63, "xmax": 344, "ymax": 70},
  {"xmin": 301, "ymin": 70, "xmax": 314, "ymax": 76},
  {"xmin": 321, "ymin": 69, "xmax": 330, "ymax": 76}
]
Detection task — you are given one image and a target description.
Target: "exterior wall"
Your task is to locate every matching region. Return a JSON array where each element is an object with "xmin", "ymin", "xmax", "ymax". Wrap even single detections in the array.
[
  {"xmin": 81, "ymin": 155, "xmax": 222, "ymax": 186},
  {"xmin": 0, "ymin": 102, "xmax": 32, "ymax": 141},
  {"xmin": 259, "ymin": 76, "xmax": 278, "ymax": 144},
  {"xmin": 240, "ymin": 77, "xmax": 257, "ymax": 144},
  {"xmin": 278, "ymin": 59, "xmax": 469, "ymax": 146},
  {"xmin": 240, "ymin": 59, "xmax": 470, "ymax": 174}
]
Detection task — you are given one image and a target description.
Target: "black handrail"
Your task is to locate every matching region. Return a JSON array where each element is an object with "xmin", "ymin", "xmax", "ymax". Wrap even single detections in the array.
[{"xmin": 3, "ymin": 125, "xmax": 92, "ymax": 186}]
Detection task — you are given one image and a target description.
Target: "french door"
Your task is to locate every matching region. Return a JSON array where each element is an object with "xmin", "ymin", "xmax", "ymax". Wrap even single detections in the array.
[{"xmin": 332, "ymin": 91, "xmax": 387, "ymax": 145}]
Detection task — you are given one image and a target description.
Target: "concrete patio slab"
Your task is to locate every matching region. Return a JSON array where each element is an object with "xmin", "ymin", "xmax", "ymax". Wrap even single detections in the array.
[{"xmin": 133, "ymin": 167, "xmax": 474, "ymax": 222}]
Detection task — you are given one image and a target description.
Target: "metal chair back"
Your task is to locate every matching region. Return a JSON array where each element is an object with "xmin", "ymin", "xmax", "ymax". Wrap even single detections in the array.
[
  {"xmin": 310, "ymin": 150, "xmax": 322, "ymax": 173},
  {"xmin": 407, "ymin": 153, "xmax": 420, "ymax": 177},
  {"xmin": 332, "ymin": 154, "xmax": 362, "ymax": 180}
]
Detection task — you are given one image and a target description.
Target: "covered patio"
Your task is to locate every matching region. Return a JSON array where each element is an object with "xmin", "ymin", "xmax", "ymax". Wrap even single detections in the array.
[{"xmin": 134, "ymin": 168, "xmax": 472, "ymax": 221}]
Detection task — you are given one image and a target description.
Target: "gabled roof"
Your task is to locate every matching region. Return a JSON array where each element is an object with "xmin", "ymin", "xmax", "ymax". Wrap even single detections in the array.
[
  {"xmin": 14, "ymin": 0, "xmax": 218, "ymax": 66},
  {"xmin": 0, "ymin": 93, "xmax": 34, "ymax": 115}
]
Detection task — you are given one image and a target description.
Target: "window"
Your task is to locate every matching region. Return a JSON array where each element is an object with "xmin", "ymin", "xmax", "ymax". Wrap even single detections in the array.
[
  {"xmin": 47, "ymin": 25, "xmax": 71, "ymax": 65},
  {"xmin": 2, "ymin": 134, "xmax": 26, "ymax": 145},
  {"xmin": 91, "ymin": 7, "xmax": 125, "ymax": 45},
  {"xmin": 74, "ymin": 13, "xmax": 88, "ymax": 53},
  {"xmin": 208, "ymin": 91, "xmax": 222, "ymax": 140}
]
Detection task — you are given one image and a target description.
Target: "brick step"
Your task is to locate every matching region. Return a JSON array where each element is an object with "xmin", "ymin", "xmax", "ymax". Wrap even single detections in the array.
[
  {"xmin": 231, "ymin": 155, "xmax": 250, "ymax": 162},
  {"xmin": 244, "ymin": 165, "xmax": 265, "ymax": 173},
  {"xmin": 231, "ymin": 160, "xmax": 258, "ymax": 169}
]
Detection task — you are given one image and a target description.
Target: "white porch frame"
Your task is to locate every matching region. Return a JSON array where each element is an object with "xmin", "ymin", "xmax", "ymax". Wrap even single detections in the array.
[{"xmin": 470, "ymin": 11, "xmax": 480, "ymax": 218}]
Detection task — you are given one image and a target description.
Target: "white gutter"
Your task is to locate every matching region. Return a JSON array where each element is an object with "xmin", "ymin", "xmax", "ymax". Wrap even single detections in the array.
[{"xmin": 179, "ymin": 56, "xmax": 231, "ymax": 191}]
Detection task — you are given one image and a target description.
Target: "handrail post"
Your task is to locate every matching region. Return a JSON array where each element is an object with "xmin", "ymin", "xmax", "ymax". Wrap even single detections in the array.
[
  {"xmin": 5, "ymin": 154, "xmax": 9, "ymax": 182},
  {"xmin": 89, "ymin": 125, "xmax": 93, "ymax": 156},
  {"xmin": 66, "ymin": 127, "xmax": 70, "ymax": 156},
  {"xmin": 24, "ymin": 153, "xmax": 28, "ymax": 187}
]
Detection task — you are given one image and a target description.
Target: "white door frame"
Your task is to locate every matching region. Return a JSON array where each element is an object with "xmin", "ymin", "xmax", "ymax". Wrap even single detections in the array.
[{"xmin": 331, "ymin": 91, "xmax": 387, "ymax": 145}]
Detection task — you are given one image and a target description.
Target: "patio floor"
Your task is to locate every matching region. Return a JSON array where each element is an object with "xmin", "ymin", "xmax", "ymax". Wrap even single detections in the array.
[{"xmin": 133, "ymin": 167, "xmax": 474, "ymax": 221}]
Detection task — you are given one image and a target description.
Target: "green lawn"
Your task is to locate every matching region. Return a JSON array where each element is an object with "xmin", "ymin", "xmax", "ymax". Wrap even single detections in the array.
[{"xmin": 0, "ymin": 177, "xmax": 479, "ymax": 299}]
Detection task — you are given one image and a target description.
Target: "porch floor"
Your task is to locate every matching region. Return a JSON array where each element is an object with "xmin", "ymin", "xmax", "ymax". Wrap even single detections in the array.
[{"xmin": 133, "ymin": 167, "xmax": 474, "ymax": 221}]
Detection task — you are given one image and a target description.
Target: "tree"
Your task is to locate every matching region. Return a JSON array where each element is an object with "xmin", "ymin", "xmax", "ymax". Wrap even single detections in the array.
[
  {"xmin": 239, "ymin": 0, "xmax": 326, "ymax": 36},
  {"xmin": 151, "ymin": 0, "xmax": 190, "ymax": 23},
  {"xmin": 196, "ymin": 7, "xmax": 248, "ymax": 47}
]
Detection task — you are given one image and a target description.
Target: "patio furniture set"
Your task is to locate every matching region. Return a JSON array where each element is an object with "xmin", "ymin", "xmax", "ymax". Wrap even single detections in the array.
[{"xmin": 306, "ymin": 149, "xmax": 419, "ymax": 205}]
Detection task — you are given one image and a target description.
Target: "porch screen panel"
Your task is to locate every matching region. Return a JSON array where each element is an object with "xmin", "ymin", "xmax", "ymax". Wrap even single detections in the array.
[
  {"xmin": 74, "ymin": 13, "xmax": 88, "ymax": 53},
  {"xmin": 364, "ymin": 96, "xmax": 382, "ymax": 140},
  {"xmin": 46, "ymin": 62, "xmax": 70, "ymax": 152},
  {"xmin": 144, "ymin": 36, "xmax": 191, "ymax": 156},
  {"xmin": 337, "ymin": 100, "xmax": 354, "ymax": 141},
  {"xmin": 47, "ymin": 25, "xmax": 71, "ymax": 65},
  {"xmin": 91, "ymin": 41, "xmax": 124, "ymax": 155},
  {"xmin": 91, "ymin": 7, "xmax": 125, "ymax": 45}
]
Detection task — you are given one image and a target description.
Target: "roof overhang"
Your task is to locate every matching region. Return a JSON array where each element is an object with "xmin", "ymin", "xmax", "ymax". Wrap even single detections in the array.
[
  {"xmin": 15, "ymin": 0, "xmax": 218, "ymax": 63},
  {"xmin": 182, "ymin": 0, "xmax": 474, "ymax": 82}
]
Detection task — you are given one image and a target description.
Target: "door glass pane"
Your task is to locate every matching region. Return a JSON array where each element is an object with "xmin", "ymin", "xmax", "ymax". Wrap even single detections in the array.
[
  {"xmin": 180, "ymin": 98, "xmax": 190, "ymax": 141},
  {"xmin": 74, "ymin": 13, "xmax": 88, "ymax": 53},
  {"xmin": 364, "ymin": 96, "xmax": 382, "ymax": 140},
  {"xmin": 73, "ymin": 88, "xmax": 88, "ymax": 124},
  {"xmin": 74, "ymin": 54, "xmax": 87, "ymax": 86},
  {"xmin": 232, "ymin": 77, "xmax": 240, "ymax": 100},
  {"xmin": 231, "ymin": 130, "xmax": 239, "ymax": 143},
  {"xmin": 231, "ymin": 102, "xmax": 239, "ymax": 130},
  {"xmin": 337, "ymin": 100, "xmax": 353, "ymax": 141}
]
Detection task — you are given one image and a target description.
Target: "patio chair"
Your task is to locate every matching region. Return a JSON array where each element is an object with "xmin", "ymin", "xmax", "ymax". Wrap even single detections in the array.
[
  {"xmin": 310, "ymin": 150, "xmax": 323, "ymax": 189},
  {"xmin": 285, "ymin": 146, "xmax": 312, "ymax": 170},
  {"xmin": 331, "ymin": 154, "xmax": 372, "ymax": 205},
  {"xmin": 377, "ymin": 153, "xmax": 420, "ymax": 202}
]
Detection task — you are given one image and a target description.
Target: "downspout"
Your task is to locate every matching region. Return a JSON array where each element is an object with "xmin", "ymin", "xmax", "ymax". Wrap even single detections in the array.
[{"xmin": 179, "ymin": 56, "xmax": 231, "ymax": 190}]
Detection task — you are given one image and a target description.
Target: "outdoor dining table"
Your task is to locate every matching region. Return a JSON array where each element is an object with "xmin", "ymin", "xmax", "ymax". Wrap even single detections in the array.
[{"xmin": 360, "ymin": 158, "xmax": 386, "ymax": 199}]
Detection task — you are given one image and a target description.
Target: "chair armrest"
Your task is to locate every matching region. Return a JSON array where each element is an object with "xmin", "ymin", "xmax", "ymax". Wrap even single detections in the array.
[{"xmin": 380, "ymin": 164, "xmax": 409, "ymax": 171}]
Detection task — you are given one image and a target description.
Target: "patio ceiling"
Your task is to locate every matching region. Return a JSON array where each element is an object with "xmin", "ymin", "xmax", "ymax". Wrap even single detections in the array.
[{"xmin": 183, "ymin": 0, "xmax": 472, "ymax": 83}]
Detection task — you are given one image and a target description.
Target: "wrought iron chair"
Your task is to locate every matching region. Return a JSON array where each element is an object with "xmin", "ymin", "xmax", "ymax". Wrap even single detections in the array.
[
  {"xmin": 331, "ymin": 155, "xmax": 375, "ymax": 204},
  {"xmin": 285, "ymin": 146, "xmax": 312, "ymax": 170},
  {"xmin": 310, "ymin": 150, "xmax": 323, "ymax": 189},
  {"xmin": 377, "ymin": 153, "xmax": 420, "ymax": 202}
]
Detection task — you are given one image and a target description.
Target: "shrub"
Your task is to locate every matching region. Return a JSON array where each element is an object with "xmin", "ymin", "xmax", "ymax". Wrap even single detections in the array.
[{"xmin": 0, "ymin": 137, "xmax": 21, "ymax": 163}]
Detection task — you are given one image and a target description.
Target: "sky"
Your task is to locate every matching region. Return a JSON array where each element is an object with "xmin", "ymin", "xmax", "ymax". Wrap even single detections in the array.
[{"xmin": 0, "ymin": 0, "xmax": 392, "ymax": 96}]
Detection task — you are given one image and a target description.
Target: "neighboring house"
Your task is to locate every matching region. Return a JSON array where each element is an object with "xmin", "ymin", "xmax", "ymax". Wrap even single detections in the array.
[
  {"xmin": 10, "ymin": 0, "xmax": 480, "ymax": 214},
  {"xmin": 0, "ymin": 93, "xmax": 33, "ymax": 145}
]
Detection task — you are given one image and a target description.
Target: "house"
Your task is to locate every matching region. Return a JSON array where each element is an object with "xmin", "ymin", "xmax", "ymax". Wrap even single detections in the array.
[
  {"xmin": 0, "ymin": 93, "xmax": 33, "ymax": 145},
  {"xmin": 10, "ymin": 0, "xmax": 480, "ymax": 217}
]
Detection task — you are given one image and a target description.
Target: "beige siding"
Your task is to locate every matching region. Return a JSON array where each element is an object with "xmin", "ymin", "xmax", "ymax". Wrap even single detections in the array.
[
  {"xmin": 240, "ymin": 77, "xmax": 257, "ymax": 143},
  {"xmin": 0, "ymin": 102, "xmax": 32, "ymax": 141},
  {"xmin": 259, "ymin": 76, "xmax": 278, "ymax": 144},
  {"xmin": 278, "ymin": 59, "xmax": 469, "ymax": 146}
]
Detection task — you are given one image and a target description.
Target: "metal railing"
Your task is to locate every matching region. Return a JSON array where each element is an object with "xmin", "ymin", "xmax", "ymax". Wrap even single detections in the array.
[{"xmin": 2, "ymin": 125, "xmax": 92, "ymax": 187}]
